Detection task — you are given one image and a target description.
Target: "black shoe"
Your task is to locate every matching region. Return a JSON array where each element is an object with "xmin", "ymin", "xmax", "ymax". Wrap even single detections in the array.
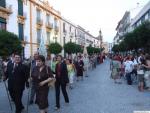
[{"xmin": 16, "ymin": 106, "xmax": 24, "ymax": 113}]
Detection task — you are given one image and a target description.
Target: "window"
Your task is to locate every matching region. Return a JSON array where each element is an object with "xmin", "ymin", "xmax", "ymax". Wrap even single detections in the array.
[
  {"xmin": 0, "ymin": 0, "xmax": 5, "ymax": 7},
  {"xmin": 0, "ymin": 17, "xmax": 6, "ymax": 30},
  {"xmin": 54, "ymin": 18, "xmax": 58, "ymax": 28},
  {"xmin": 47, "ymin": 31, "xmax": 50, "ymax": 43},
  {"xmin": 70, "ymin": 26, "xmax": 71, "ymax": 32},
  {"xmin": 0, "ymin": 22, "xmax": 6, "ymax": 30},
  {"xmin": 18, "ymin": 23, "xmax": 24, "ymax": 40},
  {"xmin": 37, "ymin": 29, "xmax": 41, "ymax": 43},
  {"xmin": 37, "ymin": 10, "xmax": 41, "ymax": 22},
  {"xmin": 141, "ymin": 16, "xmax": 145, "ymax": 23},
  {"xmin": 75, "ymin": 29, "xmax": 76, "ymax": 37},
  {"xmin": 46, "ymin": 14, "xmax": 50, "ymax": 24},
  {"xmin": 63, "ymin": 23, "xmax": 65, "ymax": 32},
  {"xmin": 70, "ymin": 39, "xmax": 72, "ymax": 42},
  {"xmin": 18, "ymin": 0, "xmax": 23, "ymax": 15},
  {"xmin": 148, "ymin": 10, "xmax": 150, "ymax": 18}
]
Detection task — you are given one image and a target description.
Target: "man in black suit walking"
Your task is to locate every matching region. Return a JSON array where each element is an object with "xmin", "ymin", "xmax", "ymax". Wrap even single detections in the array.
[
  {"xmin": 4, "ymin": 53, "xmax": 29, "ymax": 113},
  {"xmin": 55, "ymin": 55, "xmax": 69, "ymax": 110}
]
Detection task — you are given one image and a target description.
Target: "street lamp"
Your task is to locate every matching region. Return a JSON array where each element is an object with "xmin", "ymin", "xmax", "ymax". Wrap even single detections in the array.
[{"xmin": 63, "ymin": 31, "xmax": 67, "ymax": 57}]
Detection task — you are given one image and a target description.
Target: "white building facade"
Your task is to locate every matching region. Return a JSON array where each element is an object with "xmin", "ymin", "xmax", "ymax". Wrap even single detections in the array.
[
  {"xmin": 0, "ymin": 0, "xmax": 61, "ymax": 58},
  {"xmin": 114, "ymin": 11, "xmax": 130, "ymax": 44},
  {"xmin": 0, "ymin": 0, "xmax": 101, "ymax": 58},
  {"xmin": 60, "ymin": 18, "xmax": 77, "ymax": 46},
  {"xmin": 131, "ymin": 1, "xmax": 150, "ymax": 31}
]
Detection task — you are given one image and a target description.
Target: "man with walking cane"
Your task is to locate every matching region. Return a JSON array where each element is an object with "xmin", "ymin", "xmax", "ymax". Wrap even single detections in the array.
[
  {"xmin": 1, "ymin": 57, "xmax": 13, "ymax": 113},
  {"xmin": 3, "ymin": 53, "xmax": 30, "ymax": 113}
]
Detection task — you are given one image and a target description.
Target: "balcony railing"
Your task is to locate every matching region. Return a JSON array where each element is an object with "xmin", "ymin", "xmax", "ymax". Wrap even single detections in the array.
[
  {"xmin": 69, "ymin": 32, "xmax": 74, "ymax": 37},
  {"xmin": 18, "ymin": 12, "xmax": 27, "ymax": 20},
  {"xmin": 46, "ymin": 22, "xmax": 53, "ymax": 29},
  {"xmin": 0, "ymin": 4, "xmax": 12, "ymax": 14},
  {"xmin": 37, "ymin": 18, "xmax": 43, "ymax": 26}
]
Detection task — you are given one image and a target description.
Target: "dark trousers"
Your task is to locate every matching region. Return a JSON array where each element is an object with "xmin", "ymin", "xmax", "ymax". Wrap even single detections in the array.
[
  {"xmin": 126, "ymin": 73, "xmax": 132, "ymax": 85},
  {"xmin": 8, "ymin": 88, "xmax": 24, "ymax": 113},
  {"xmin": 55, "ymin": 81, "xmax": 69, "ymax": 108},
  {"xmin": 8, "ymin": 88, "xmax": 15, "ymax": 101}
]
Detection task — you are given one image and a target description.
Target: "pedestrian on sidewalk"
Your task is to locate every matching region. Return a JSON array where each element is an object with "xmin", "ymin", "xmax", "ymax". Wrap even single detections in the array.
[
  {"xmin": 55, "ymin": 55, "xmax": 69, "ymax": 110},
  {"xmin": 31, "ymin": 55, "xmax": 54, "ymax": 113},
  {"xmin": 66, "ymin": 59, "xmax": 76, "ymax": 89},
  {"xmin": 142, "ymin": 54, "xmax": 150, "ymax": 90},
  {"xmin": 51, "ymin": 57, "xmax": 57, "ymax": 74},
  {"xmin": 137, "ymin": 59, "xmax": 145, "ymax": 92},
  {"xmin": 4, "ymin": 53, "xmax": 15, "ymax": 102},
  {"xmin": 75, "ymin": 56, "xmax": 84, "ymax": 81},
  {"xmin": 46, "ymin": 54, "xmax": 51, "ymax": 68},
  {"xmin": 111, "ymin": 55, "xmax": 122, "ymax": 84},
  {"xmin": 83, "ymin": 54, "xmax": 89, "ymax": 77},
  {"xmin": 0, "ymin": 57, "xmax": 4, "ymax": 81},
  {"xmin": 124, "ymin": 57, "xmax": 134, "ymax": 85},
  {"xmin": 3, "ymin": 53, "xmax": 29, "ymax": 113}
]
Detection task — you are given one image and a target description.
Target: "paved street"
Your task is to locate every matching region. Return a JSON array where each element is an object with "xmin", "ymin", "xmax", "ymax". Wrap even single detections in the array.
[{"xmin": 1, "ymin": 59, "xmax": 150, "ymax": 113}]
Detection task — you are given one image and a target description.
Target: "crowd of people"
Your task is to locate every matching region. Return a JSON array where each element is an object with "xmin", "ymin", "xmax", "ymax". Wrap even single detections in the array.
[
  {"xmin": 110, "ymin": 52, "xmax": 150, "ymax": 92},
  {"xmin": 0, "ymin": 52, "xmax": 106, "ymax": 113}
]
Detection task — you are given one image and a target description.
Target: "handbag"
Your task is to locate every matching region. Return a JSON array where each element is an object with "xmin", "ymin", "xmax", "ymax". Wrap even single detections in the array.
[{"xmin": 46, "ymin": 66, "xmax": 56, "ymax": 87}]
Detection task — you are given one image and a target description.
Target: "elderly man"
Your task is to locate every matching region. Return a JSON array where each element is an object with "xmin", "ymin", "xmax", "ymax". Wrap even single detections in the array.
[{"xmin": 4, "ymin": 53, "xmax": 29, "ymax": 113}]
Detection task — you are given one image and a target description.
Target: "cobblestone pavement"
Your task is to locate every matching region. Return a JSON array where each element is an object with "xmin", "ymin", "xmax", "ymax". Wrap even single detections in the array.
[{"xmin": 1, "ymin": 59, "xmax": 150, "ymax": 113}]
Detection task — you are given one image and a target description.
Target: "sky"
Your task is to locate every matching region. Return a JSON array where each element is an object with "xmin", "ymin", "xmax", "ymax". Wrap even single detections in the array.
[{"xmin": 48, "ymin": 0, "xmax": 150, "ymax": 43}]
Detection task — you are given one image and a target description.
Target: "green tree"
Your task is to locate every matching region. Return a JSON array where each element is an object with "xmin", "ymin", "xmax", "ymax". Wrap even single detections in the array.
[
  {"xmin": 64, "ymin": 42, "xmax": 76, "ymax": 54},
  {"xmin": 48, "ymin": 42, "xmax": 62, "ymax": 55},
  {"xmin": 94, "ymin": 48, "xmax": 100, "ymax": 53},
  {"xmin": 133, "ymin": 21, "xmax": 150, "ymax": 52},
  {"xmin": 0, "ymin": 30, "xmax": 22, "ymax": 57},
  {"xmin": 112, "ymin": 44, "xmax": 119, "ymax": 53},
  {"xmin": 75, "ymin": 44, "xmax": 82, "ymax": 53},
  {"xmin": 87, "ymin": 45, "xmax": 94, "ymax": 55},
  {"xmin": 118, "ymin": 40, "xmax": 127, "ymax": 52}
]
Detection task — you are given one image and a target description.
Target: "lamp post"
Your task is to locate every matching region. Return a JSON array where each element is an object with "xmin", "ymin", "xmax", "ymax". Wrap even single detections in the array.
[{"xmin": 63, "ymin": 31, "xmax": 67, "ymax": 57}]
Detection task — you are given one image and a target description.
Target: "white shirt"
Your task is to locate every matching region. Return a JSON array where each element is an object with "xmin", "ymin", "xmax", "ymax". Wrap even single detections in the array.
[
  {"xmin": 133, "ymin": 59, "xmax": 138, "ymax": 66},
  {"xmin": 83, "ymin": 57, "xmax": 89, "ymax": 66},
  {"xmin": 124, "ymin": 60, "xmax": 134, "ymax": 73}
]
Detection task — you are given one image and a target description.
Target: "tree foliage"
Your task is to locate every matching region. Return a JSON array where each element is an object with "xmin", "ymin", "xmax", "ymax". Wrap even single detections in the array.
[
  {"xmin": 64, "ymin": 42, "xmax": 76, "ymax": 54},
  {"xmin": 87, "ymin": 45, "xmax": 100, "ymax": 55},
  {"xmin": 64, "ymin": 42, "xmax": 82, "ymax": 54},
  {"xmin": 0, "ymin": 30, "xmax": 22, "ymax": 57},
  {"xmin": 48, "ymin": 42, "xmax": 62, "ymax": 55},
  {"xmin": 112, "ymin": 21, "xmax": 150, "ymax": 53}
]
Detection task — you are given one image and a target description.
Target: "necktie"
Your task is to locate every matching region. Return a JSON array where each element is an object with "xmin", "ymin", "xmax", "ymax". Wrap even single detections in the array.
[{"xmin": 13, "ymin": 63, "xmax": 18, "ymax": 73}]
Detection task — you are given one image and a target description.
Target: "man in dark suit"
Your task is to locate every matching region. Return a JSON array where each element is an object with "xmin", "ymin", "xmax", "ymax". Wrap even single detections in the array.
[
  {"xmin": 4, "ymin": 53, "xmax": 15, "ymax": 101},
  {"xmin": 55, "ymin": 55, "xmax": 69, "ymax": 110},
  {"xmin": 4, "ymin": 53, "xmax": 29, "ymax": 113}
]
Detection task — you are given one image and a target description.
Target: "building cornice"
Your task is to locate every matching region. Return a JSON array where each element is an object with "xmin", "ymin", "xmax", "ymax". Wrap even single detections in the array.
[{"xmin": 29, "ymin": 0, "xmax": 61, "ymax": 19}]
